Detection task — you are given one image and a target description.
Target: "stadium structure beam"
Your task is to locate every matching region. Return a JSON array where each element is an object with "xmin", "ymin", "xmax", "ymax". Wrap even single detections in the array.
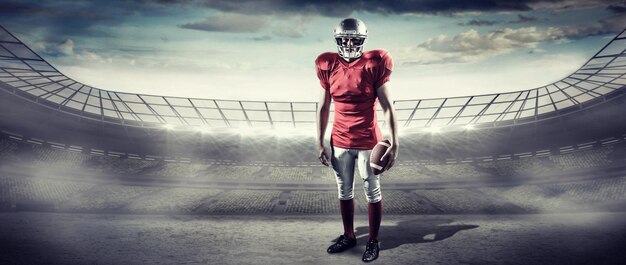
[{"xmin": 0, "ymin": 25, "xmax": 625, "ymax": 132}]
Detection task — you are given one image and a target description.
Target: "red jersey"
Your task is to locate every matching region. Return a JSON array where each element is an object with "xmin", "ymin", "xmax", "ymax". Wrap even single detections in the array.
[{"xmin": 315, "ymin": 49, "xmax": 393, "ymax": 150}]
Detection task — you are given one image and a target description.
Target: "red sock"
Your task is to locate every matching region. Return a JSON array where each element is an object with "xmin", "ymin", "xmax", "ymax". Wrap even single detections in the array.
[
  {"xmin": 339, "ymin": 199, "xmax": 355, "ymax": 239},
  {"xmin": 368, "ymin": 200, "xmax": 382, "ymax": 241}
]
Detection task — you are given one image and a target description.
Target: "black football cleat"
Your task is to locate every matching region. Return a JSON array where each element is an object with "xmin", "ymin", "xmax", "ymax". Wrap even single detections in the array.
[
  {"xmin": 327, "ymin": 234, "xmax": 357, "ymax": 253},
  {"xmin": 362, "ymin": 238, "xmax": 379, "ymax": 262}
]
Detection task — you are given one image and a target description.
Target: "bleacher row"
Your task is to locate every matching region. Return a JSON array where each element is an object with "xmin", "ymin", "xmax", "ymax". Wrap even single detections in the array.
[
  {"xmin": 0, "ymin": 138, "xmax": 623, "ymax": 183},
  {"xmin": 1, "ymin": 174, "xmax": 625, "ymax": 214}
]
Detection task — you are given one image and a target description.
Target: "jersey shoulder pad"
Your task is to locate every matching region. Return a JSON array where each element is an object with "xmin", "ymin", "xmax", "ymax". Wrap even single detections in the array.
[
  {"xmin": 363, "ymin": 49, "xmax": 389, "ymax": 61},
  {"xmin": 363, "ymin": 49, "xmax": 392, "ymax": 70},
  {"xmin": 315, "ymin": 52, "xmax": 337, "ymax": 71}
]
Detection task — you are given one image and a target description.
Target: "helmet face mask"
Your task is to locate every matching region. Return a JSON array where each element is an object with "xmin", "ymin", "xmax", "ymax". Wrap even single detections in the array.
[
  {"xmin": 335, "ymin": 37, "xmax": 366, "ymax": 46},
  {"xmin": 334, "ymin": 18, "xmax": 367, "ymax": 61}
]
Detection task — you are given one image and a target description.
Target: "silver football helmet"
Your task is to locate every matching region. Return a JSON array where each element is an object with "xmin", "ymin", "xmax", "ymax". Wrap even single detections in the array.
[{"xmin": 334, "ymin": 18, "xmax": 367, "ymax": 61}]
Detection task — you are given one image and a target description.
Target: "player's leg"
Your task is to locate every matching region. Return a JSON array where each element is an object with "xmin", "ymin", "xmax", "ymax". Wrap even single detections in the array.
[
  {"xmin": 357, "ymin": 149, "xmax": 382, "ymax": 262},
  {"xmin": 327, "ymin": 145, "xmax": 358, "ymax": 253}
]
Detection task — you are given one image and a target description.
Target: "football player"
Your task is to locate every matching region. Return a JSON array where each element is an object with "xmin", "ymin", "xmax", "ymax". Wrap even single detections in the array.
[{"xmin": 316, "ymin": 17, "xmax": 399, "ymax": 262}]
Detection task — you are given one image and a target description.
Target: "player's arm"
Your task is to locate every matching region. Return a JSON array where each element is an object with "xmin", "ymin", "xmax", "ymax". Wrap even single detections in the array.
[
  {"xmin": 377, "ymin": 82, "xmax": 399, "ymax": 171},
  {"xmin": 317, "ymin": 88, "xmax": 332, "ymax": 166}
]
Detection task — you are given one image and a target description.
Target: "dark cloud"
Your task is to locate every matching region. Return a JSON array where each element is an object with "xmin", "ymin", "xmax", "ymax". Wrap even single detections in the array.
[
  {"xmin": 190, "ymin": 0, "xmax": 536, "ymax": 17},
  {"xmin": 2, "ymin": 0, "xmax": 622, "ymax": 46},
  {"xmin": 554, "ymin": 13, "xmax": 626, "ymax": 39},
  {"xmin": 179, "ymin": 13, "xmax": 311, "ymax": 38},
  {"xmin": 509, "ymin": 14, "xmax": 539, "ymax": 23},
  {"xmin": 0, "ymin": 0, "xmax": 178, "ymax": 43},
  {"xmin": 179, "ymin": 13, "xmax": 269, "ymax": 33},
  {"xmin": 0, "ymin": 1, "xmax": 109, "ymax": 19},
  {"xmin": 460, "ymin": 19, "xmax": 499, "ymax": 26},
  {"xmin": 133, "ymin": 0, "xmax": 626, "ymax": 17},
  {"xmin": 607, "ymin": 5, "xmax": 626, "ymax": 13},
  {"xmin": 458, "ymin": 14, "xmax": 540, "ymax": 27}
]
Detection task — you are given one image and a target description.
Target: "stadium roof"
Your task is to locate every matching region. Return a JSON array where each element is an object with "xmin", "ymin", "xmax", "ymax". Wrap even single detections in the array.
[{"xmin": 1, "ymin": 25, "xmax": 625, "ymax": 133}]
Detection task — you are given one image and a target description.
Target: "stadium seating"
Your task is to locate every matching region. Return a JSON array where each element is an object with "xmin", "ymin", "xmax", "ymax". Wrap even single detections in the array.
[
  {"xmin": 126, "ymin": 187, "xmax": 222, "ymax": 213},
  {"xmin": 59, "ymin": 184, "xmax": 163, "ymax": 211},
  {"xmin": 0, "ymin": 139, "xmax": 19, "ymax": 163},
  {"xmin": 265, "ymin": 166, "xmax": 314, "ymax": 182},
  {"xmin": 478, "ymin": 157, "xmax": 560, "ymax": 177},
  {"xmin": 30, "ymin": 145, "xmax": 89, "ymax": 172},
  {"xmin": 2, "ymin": 134, "xmax": 626, "ymax": 215},
  {"xmin": 2, "ymin": 136, "xmax": 624, "ymax": 184},
  {"xmin": 204, "ymin": 190, "xmax": 281, "ymax": 214},
  {"xmin": 382, "ymin": 165, "xmax": 437, "ymax": 181},
  {"xmin": 362, "ymin": 190, "xmax": 434, "ymax": 214},
  {"xmin": 550, "ymin": 146, "xmax": 614, "ymax": 170},
  {"xmin": 147, "ymin": 162, "xmax": 210, "ymax": 179},
  {"xmin": 0, "ymin": 174, "xmax": 95, "ymax": 205},
  {"xmin": 86, "ymin": 155, "xmax": 160, "ymax": 175},
  {"xmin": 415, "ymin": 188, "xmax": 523, "ymax": 214},
  {"xmin": 285, "ymin": 191, "xmax": 339, "ymax": 214},
  {"xmin": 1, "ymin": 172, "xmax": 626, "ymax": 214},
  {"xmin": 423, "ymin": 163, "xmax": 489, "ymax": 179},
  {"xmin": 208, "ymin": 165, "xmax": 264, "ymax": 181}
]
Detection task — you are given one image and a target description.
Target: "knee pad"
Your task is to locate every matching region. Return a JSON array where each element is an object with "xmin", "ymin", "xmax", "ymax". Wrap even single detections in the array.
[{"xmin": 363, "ymin": 178, "xmax": 382, "ymax": 203}]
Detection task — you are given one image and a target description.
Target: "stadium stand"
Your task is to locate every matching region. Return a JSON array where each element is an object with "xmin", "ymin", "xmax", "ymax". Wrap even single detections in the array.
[
  {"xmin": 477, "ymin": 185, "xmax": 581, "ymax": 212},
  {"xmin": 125, "ymin": 187, "xmax": 222, "ymax": 213},
  {"xmin": 478, "ymin": 157, "xmax": 560, "ymax": 177},
  {"xmin": 0, "ymin": 138, "xmax": 19, "ymax": 163},
  {"xmin": 285, "ymin": 191, "xmax": 339, "ymax": 214},
  {"xmin": 365, "ymin": 190, "xmax": 434, "ymax": 214},
  {"xmin": 414, "ymin": 188, "xmax": 524, "ymax": 214},
  {"xmin": 546, "ymin": 176, "xmax": 626, "ymax": 203},
  {"xmin": 323, "ymin": 167, "xmax": 337, "ymax": 180},
  {"xmin": 550, "ymin": 146, "xmax": 614, "ymax": 170},
  {"xmin": 0, "ymin": 174, "xmax": 95, "ymax": 205},
  {"xmin": 1, "ymin": 135, "xmax": 625, "ymax": 185},
  {"xmin": 423, "ymin": 163, "xmax": 489, "ymax": 179},
  {"xmin": 383, "ymin": 165, "xmax": 437, "ymax": 181},
  {"xmin": 59, "ymin": 184, "xmax": 163, "ymax": 211},
  {"xmin": 208, "ymin": 165, "xmax": 264, "ymax": 181},
  {"xmin": 146, "ymin": 162, "xmax": 210, "ymax": 179},
  {"xmin": 85, "ymin": 155, "xmax": 160, "ymax": 175},
  {"xmin": 204, "ymin": 190, "xmax": 281, "ymax": 214},
  {"xmin": 30, "ymin": 144, "xmax": 88, "ymax": 172},
  {"xmin": 1, "ymin": 171, "xmax": 626, "ymax": 214},
  {"xmin": 265, "ymin": 166, "xmax": 315, "ymax": 182}
]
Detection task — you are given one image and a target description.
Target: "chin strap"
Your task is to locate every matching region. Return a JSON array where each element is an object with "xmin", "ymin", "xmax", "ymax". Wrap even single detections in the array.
[{"xmin": 337, "ymin": 46, "xmax": 363, "ymax": 61}]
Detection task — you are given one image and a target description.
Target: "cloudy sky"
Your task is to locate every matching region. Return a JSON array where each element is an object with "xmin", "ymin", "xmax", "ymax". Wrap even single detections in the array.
[{"xmin": 0, "ymin": 0, "xmax": 625, "ymax": 101}]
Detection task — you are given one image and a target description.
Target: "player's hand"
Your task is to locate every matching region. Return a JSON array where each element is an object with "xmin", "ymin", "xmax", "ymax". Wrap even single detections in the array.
[
  {"xmin": 381, "ymin": 142, "xmax": 398, "ymax": 171},
  {"xmin": 318, "ymin": 145, "xmax": 330, "ymax": 166}
]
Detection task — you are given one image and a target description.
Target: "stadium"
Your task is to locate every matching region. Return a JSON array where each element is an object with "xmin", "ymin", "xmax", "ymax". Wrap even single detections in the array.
[{"xmin": 1, "ymin": 17, "xmax": 626, "ymax": 265}]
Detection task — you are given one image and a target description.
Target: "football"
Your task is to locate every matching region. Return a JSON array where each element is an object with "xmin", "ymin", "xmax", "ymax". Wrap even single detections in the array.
[{"xmin": 370, "ymin": 139, "xmax": 391, "ymax": 175}]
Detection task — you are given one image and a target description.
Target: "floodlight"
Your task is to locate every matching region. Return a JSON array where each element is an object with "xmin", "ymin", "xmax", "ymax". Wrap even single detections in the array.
[
  {"xmin": 237, "ymin": 126, "xmax": 257, "ymax": 136},
  {"xmin": 463, "ymin": 124, "xmax": 475, "ymax": 130},
  {"xmin": 424, "ymin": 126, "xmax": 442, "ymax": 133},
  {"xmin": 196, "ymin": 126, "xmax": 213, "ymax": 134}
]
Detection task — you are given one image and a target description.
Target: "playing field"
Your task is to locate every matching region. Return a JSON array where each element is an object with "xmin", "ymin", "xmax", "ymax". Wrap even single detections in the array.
[{"xmin": 1, "ymin": 212, "xmax": 625, "ymax": 265}]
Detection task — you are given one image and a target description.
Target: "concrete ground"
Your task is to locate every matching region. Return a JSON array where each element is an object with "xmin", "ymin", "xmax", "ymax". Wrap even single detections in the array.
[{"xmin": 1, "ymin": 212, "xmax": 625, "ymax": 265}]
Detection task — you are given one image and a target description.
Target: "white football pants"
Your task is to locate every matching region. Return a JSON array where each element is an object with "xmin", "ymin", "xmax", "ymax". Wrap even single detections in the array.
[{"xmin": 330, "ymin": 144, "xmax": 382, "ymax": 203}]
